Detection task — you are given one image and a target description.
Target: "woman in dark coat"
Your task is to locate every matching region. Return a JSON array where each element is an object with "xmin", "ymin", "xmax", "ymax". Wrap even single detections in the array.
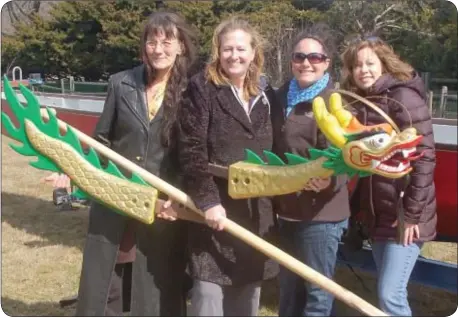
[
  {"xmin": 75, "ymin": 11, "xmax": 196, "ymax": 316},
  {"xmin": 177, "ymin": 17, "xmax": 278, "ymax": 316},
  {"xmin": 270, "ymin": 25, "xmax": 350, "ymax": 317},
  {"xmin": 340, "ymin": 36, "xmax": 437, "ymax": 316}
]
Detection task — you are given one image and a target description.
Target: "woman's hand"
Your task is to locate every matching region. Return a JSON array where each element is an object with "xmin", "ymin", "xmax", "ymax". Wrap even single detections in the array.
[
  {"xmin": 204, "ymin": 204, "xmax": 226, "ymax": 231},
  {"xmin": 392, "ymin": 220, "xmax": 420, "ymax": 246},
  {"xmin": 304, "ymin": 177, "xmax": 331, "ymax": 192},
  {"xmin": 42, "ymin": 173, "xmax": 71, "ymax": 192},
  {"xmin": 156, "ymin": 199, "xmax": 177, "ymax": 221}
]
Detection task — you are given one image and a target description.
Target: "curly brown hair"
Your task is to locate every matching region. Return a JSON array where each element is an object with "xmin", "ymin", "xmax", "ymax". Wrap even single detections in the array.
[
  {"xmin": 206, "ymin": 16, "xmax": 265, "ymax": 100},
  {"xmin": 340, "ymin": 37, "xmax": 414, "ymax": 92}
]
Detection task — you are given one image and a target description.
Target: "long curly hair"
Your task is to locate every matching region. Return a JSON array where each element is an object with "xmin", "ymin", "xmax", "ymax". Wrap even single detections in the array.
[
  {"xmin": 340, "ymin": 37, "xmax": 414, "ymax": 92},
  {"xmin": 206, "ymin": 16, "xmax": 265, "ymax": 100},
  {"xmin": 140, "ymin": 11, "xmax": 197, "ymax": 147}
]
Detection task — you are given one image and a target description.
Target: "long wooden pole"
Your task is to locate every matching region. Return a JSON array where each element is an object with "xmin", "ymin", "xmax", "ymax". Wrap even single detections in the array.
[{"xmin": 42, "ymin": 109, "xmax": 387, "ymax": 316}]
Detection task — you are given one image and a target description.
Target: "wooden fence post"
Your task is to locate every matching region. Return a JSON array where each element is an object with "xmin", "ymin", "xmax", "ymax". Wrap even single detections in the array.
[
  {"xmin": 439, "ymin": 86, "xmax": 448, "ymax": 118},
  {"xmin": 421, "ymin": 72, "xmax": 430, "ymax": 92},
  {"xmin": 428, "ymin": 90, "xmax": 433, "ymax": 115}
]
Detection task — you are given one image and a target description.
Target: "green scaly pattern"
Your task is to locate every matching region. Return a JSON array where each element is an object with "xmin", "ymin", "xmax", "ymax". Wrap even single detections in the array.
[
  {"xmin": 1, "ymin": 76, "xmax": 149, "ymax": 202},
  {"xmin": 244, "ymin": 147, "xmax": 372, "ymax": 178}
]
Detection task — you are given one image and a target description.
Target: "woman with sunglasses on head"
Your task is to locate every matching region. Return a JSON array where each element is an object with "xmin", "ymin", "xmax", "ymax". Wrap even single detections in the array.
[
  {"xmin": 340, "ymin": 36, "xmax": 437, "ymax": 316},
  {"xmin": 178, "ymin": 16, "xmax": 278, "ymax": 316},
  {"xmin": 270, "ymin": 24, "xmax": 350, "ymax": 316},
  {"xmin": 75, "ymin": 11, "xmax": 197, "ymax": 316}
]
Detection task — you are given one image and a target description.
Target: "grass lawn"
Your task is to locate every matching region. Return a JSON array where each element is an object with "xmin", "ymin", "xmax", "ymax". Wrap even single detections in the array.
[{"xmin": 1, "ymin": 135, "xmax": 457, "ymax": 316}]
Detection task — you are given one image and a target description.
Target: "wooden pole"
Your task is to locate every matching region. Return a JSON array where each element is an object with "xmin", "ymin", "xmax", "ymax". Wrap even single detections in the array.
[
  {"xmin": 41, "ymin": 109, "xmax": 387, "ymax": 316},
  {"xmin": 439, "ymin": 86, "xmax": 448, "ymax": 118},
  {"xmin": 428, "ymin": 90, "xmax": 433, "ymax": 116}
]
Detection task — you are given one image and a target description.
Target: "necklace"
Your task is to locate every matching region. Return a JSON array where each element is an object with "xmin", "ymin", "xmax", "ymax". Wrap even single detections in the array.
[{"xmin": 147, "ymin": 80, "xmax": 167, "ymax": 120}]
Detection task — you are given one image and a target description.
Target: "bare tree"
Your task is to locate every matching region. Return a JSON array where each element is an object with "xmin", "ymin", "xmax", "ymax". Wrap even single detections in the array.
[
  {"xmin": 2, "ymin": 1, "xmax": 42, "ymax": 35},
  {"xmin": 247, "ymin": 1, "xmax": 299, "ymax": 86}
]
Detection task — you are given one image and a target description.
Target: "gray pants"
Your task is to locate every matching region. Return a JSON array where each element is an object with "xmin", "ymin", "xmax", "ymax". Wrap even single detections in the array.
[{"xmin": 189, "ymin": 280, "xmax": 262, "ymax": 316}]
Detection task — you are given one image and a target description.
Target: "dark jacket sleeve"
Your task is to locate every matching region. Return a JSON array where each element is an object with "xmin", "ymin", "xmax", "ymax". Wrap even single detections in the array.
[
  {"xmin": 391, "ymin": 88, "xmax": 436, "ymax": 224},
  {"xmin": 177, "ymin": 79, "xmax": 221, "ymax": 211},
  {"xmin": 90, "ymin": 77, "xmax": 117, "ymax": 168},
  {"xmin": 93, "ymin": 77, "xmax": 117, "ymax": 148},
  {"xmin": 316, "ymin": 121, "xmax": 348, "ymax": 192}
]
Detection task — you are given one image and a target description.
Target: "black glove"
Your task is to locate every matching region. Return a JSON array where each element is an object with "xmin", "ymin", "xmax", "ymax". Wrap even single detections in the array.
[{"xmin": 52, "ymin": 187, "xmax": 90, "ymax": 211}]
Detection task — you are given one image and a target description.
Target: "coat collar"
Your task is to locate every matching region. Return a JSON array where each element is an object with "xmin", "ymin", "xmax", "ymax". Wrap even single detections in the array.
[
  {"xmin": 120, "ymin": 64, "xmax": 150, "ymax": 130},
  {"xmin": 215, "ymin": 85, "xmax": 254, "ymax": 133}
]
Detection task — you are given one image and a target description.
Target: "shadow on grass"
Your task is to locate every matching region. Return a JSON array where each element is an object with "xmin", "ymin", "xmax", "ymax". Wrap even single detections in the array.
[
  {"xmin": 334, "ymin": 267, "xmax": 458, "ymax": 317},
  {"xmin": 259, "ymin": 278, "xmax": 279, "ymax": 316},
  {"xmin": 1, "ymin": 297, "xmax": 75, "ymax": 316},
  {"xmin": 258, "ymin": 267, "xmax": 457, "ymax": 317},
  {"xmin": 1, "ymin": 191, "xmax": 88, "ymax": 251}
]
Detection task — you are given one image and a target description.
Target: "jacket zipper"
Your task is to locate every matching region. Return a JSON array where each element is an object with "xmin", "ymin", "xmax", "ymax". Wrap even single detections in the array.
[
  {"xmin": 230, "ymin": 86, "xmax": 267, "ymax": 123},
  {"xmin": 369, "ymin": 175, "xmax": 376, "ymax": 228}
]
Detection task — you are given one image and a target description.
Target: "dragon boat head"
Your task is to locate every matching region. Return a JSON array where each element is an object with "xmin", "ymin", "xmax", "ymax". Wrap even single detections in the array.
[{"xmin": 313, "ymin": 93, "xmax": 423, "ymax": 179}]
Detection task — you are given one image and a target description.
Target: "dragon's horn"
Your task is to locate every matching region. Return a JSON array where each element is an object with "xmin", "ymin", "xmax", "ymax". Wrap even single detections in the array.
[
  {"xmin": 313, "ymin": 95, "xmax": 347, "ymax": 149},
  {"xmin": 329, "ymin": 93, "xmax": 355, "ymax": 128},
  {"xmin": 329, "ymin": 92, "xmax": 394, "ymax": 135},
  {"xmin": 315, "ymin": 93, "xmax": 394, "ymax": 146},
  {"xmin": 328, "ymin": 93, "xmax": 373, "ymax": 134}
]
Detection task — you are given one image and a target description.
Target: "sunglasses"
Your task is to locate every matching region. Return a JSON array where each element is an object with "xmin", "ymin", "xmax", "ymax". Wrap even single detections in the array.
[
  {"xmin": 291, "ymin": 52, "xmax": 328, "ymax": 64},
  {"xmin": 347, "ymin": 35, "xmax": 381, "ymax": 45}
]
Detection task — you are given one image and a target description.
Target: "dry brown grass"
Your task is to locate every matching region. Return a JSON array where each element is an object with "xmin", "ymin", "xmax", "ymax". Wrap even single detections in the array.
[
  {"xmin": 1, "ymin": 135, "xmax": 457, "ymax": 316},
  {"xmin": 1, "ymin": 136, "xmax": 88, "ymax": 315}
]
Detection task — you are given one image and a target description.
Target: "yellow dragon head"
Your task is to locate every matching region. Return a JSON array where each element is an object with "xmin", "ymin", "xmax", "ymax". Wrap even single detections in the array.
[{"xmin": 313, "ymin": 92, "xmax": 423, "ymax": 179}]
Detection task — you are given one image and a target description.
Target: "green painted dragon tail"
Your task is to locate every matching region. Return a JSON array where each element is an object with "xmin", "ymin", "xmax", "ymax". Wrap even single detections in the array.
[{"xmin": 1, "ymin": 76, "xmax": 158, "ymax": 222}]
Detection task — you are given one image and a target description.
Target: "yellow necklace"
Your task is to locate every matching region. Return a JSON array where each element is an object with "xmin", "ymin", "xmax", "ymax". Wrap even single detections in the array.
[{"xmin": 147, "ymin": 81, "xmax": 167, "ymax": 120}]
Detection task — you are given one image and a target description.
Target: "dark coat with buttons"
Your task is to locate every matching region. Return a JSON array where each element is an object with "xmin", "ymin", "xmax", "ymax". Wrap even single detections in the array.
[
  {"xmin": 271, "ymin": 79, "xmax": 351, "ymax": 222},
  {"xmin": 76, "ymin": 64, "xmax": 188, "ymax": 316},
  {"xmin": 178, "ymin": 71, "xmax": 279, "ymax": 286}
]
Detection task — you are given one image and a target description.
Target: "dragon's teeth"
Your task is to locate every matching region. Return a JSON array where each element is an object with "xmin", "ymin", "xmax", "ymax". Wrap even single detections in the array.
[
  {"xmin": 371, "ymin": 159, "xmax": 381, "ymax": 169},
  {"xmin": 379, "ymin": 163, "xmax": 396, "ymax": 172},
  {"xmin": 378, "ymin": 161, "xmax": 410, "ymax": 173},
  {"xmin": 402, "ymin": 148, "xmax": 416, "ymax": 158},
  {"xmin": 397, "ymin": 162, "xmax": 406, "ymax": 171}
]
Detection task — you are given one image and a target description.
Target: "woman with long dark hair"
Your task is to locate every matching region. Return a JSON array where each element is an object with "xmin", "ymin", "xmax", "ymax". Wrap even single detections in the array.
[{"xmin": 76, "ymin": 11, "xmax": 197, "ymax": 316}]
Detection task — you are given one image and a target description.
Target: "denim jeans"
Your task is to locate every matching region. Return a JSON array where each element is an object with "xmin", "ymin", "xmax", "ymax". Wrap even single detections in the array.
[
  {"xmin": 277, "ymin": 218, "xmax": 348, "ymax": 317},
  {"xmin": 371, "ymin": 240, "xmax": 423, "ymax": 316}
]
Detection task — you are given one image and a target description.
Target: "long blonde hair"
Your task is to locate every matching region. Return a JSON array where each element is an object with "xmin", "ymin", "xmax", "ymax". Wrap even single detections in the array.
[
  {"xmin": 340, "ymin": 37, "xmax": 414, "ymax": 92},
  {"xmin": 206, "ymin": 16, "xmax": 265, "ymax": 100}
]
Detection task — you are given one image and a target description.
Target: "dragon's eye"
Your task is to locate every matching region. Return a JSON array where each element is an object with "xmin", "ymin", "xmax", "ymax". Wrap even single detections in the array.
[{"xmin": 362, "ymin": 133, "xmax": 391, "ymax": 149}]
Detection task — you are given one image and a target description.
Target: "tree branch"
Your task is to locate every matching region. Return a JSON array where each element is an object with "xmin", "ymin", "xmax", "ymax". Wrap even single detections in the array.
[
  {"xmin": 374, "ymin": 4, "xmax": 397, "ymax": 24},
  {"xmin": 375, "ymin": 18, "xmax": 399, "ymax": 29},
  {"xmin": 385, "ymin": 24, "xmax": 435, "ymax": 37},
  {"xmin": 7, "ymin": 3, "xmax": 19, "ymax": 24},
  {"xmin": 13, "ymin": 1, "xmax": 29, "ymax": 19},
  {"xmin": 356, "ymin": 19, "xmax": 364, "ymax": 32}
]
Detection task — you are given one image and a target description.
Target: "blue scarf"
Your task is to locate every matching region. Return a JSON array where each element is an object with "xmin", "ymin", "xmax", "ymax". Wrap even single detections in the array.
[{"xmin": 286, "ymin": 73, "xmax": 330, "ymax": 117}]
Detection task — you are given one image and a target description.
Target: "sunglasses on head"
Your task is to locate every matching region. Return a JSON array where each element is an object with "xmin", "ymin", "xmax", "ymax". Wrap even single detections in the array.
[
  {"xmin": 291, "ymin": 52, "xmax": 328, "ymax": 64},
  {"xmin": 348, "ymin": 35, "xmax": 381, "ymax": 45}
]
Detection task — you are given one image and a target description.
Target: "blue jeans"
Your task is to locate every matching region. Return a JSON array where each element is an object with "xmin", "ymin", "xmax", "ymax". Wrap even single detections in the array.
[
  {"xmin": 278, "ymin": 218, "xmax": 348, "ymax": 317},
  {"xmin": 371, "ymin": 240, "xmax": 422, "ymax": 316}
]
